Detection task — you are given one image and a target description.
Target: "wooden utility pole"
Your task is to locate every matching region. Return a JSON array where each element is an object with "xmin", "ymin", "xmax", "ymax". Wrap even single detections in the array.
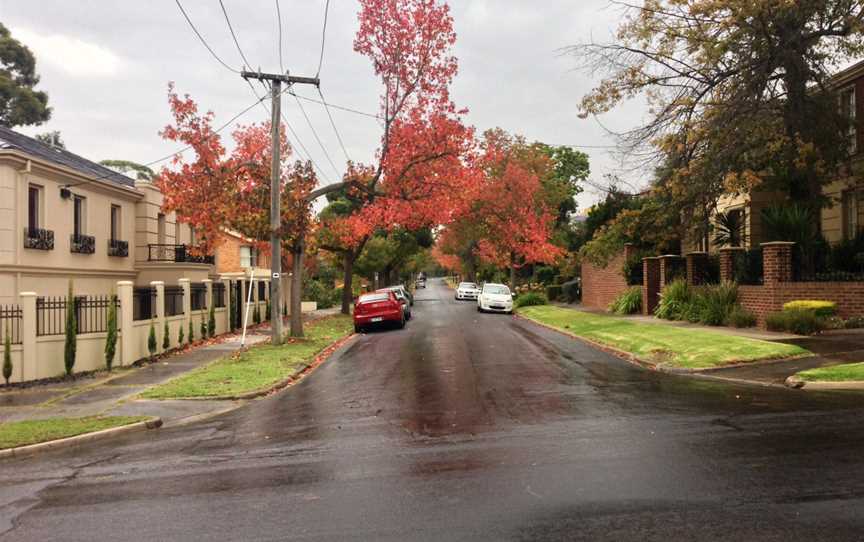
[{"xmin": 241, "ymin": 70, "xmax": 320, "ymax": 343}]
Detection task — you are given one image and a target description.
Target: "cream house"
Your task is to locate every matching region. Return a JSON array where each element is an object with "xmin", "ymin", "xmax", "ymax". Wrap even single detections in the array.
[
  {"xmin": 0, "ymin": 125, "xmax": 213, "ymax": 304},
  {"xmin": 691, "ymin": 59, "xmax": 864, "ymax": 252}
]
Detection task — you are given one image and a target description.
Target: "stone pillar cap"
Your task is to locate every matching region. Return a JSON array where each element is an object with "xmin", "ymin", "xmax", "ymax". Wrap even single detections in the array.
[
  {"xmin": 202, "ymin": 278, "xmax": 213, "ymax": 283},
  {"xmin": 149, "ymin": 281, "xmax": 165, "ymax": 286},
  {"xmin": 760, "ymin": 241, "xmax": 796, "ymax": 247},
  {"xmin": 19, "ymin": 291, "xmax": 37, "ymax": 297},
  {"xmin": 719, "ymin": 246, "xmax": 747, "ymax": 251},
  {"xmin": 117, "ymin": 280, "xmax": 134, "ymax": 286},
  {"xmin": 660, "ymin": 254, "xmax": 683, "ymax": 258},
  {"xmin": 178, "ymin": 278, "xmax": 191, "ymax": 283}
]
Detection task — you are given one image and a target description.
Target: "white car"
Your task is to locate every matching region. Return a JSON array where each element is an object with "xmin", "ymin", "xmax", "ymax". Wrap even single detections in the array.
[
  {"xmin": 477, "ymin": 283, "xmax": 513, "ymax": 314},
  {"xmin": 455, "ymin": 282, "xmax": 481, "ymax": 300}
]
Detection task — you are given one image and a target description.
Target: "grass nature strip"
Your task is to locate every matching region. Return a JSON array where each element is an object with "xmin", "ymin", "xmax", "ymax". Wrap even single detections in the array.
[
  {"xmin": 140, "ymin": 315, "xmax": 354, "ymax": 399},
  {"xmin": 795, "ymin": 362, "xmax": 864, "ymax": 382},
  {"xmin": 518, "ymin": 305, "xmax": 808, "ymax": 370},
  {"xmin": 0, "ymin": 416, "xmax": 148, "ymax": 450}
]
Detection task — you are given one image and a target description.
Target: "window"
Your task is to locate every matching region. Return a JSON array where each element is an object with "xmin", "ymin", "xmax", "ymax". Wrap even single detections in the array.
[
  {"xmin": 73, "ymin": 196, "xmax": 86, "ymax": 236},
  {"xmin": 28, "ymin": 185, "xmax": 41, "ymax": 231},
  {"xmin": 189, "ymin": 226, "xmax": 196, "ymax": 245},
  {"xmin": 843, "ymin": 190, "xmax": 859, "ymax": 240},
  {"xmin": 727, "ymin": 208, "xmax": 744, "ymax": 247},
  {"xmin": 840, "ymin": 86, "xmax": 857, "ymax": 155},
  {"xmin": 157, "ymin": 213, "xmax": 166, "ymax": 244},
  {"xmin": 174, "ymin": 220, "xmax": 182, "ymax": 244},
  {"xmin": 110, "ymin": 205, "xmax": 121, "ymax": 240},
  {"xmin": 240, "ymin": 245, "xmax": 257, "ymax": 268}
]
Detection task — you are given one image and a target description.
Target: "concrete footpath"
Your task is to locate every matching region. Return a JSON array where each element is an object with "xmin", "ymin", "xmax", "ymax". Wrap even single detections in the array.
[{"xmin": 0, "ymin": 308, "xmax": 341, "ymax": 427}]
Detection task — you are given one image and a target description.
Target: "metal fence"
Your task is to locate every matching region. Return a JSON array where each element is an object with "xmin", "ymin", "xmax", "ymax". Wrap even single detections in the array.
[
  {"xmin": 793, "ymin": 249, "xmax": 864, "ymax": 282},
  {"xmin": 213, "ymin": 282, "xmax": 226, "ymax": 308},
  {"xmin": 133, "ymin": 287, "xmax": 156, "ymax": 321},
  {"xmin": 0, "ymin": 304, "xmax": 22, "ymax": 344},
  {"xmin": 164, "ymin": 286, "xmax": 184, "ymax": 317},
  {"xmin": 190, "ymin": 283, "xmax": 207, "ymax": 311},
  {"xmin": 733, "ymin": 248, "xmax": 764, "ymax": 285},
  {"xmin": 36, "ymin": 295, "xmax": 119, "ymax": 336},
  {"xmin": 692, "ymin": 254, "xmax": 721, "ymax": 285},
  {"xmin": 663, "ymin": 258, "xmax": 687, "ymax": 284}
]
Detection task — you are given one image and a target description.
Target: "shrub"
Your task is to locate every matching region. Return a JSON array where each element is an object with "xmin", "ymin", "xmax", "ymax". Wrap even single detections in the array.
[
  {"xmin": 765, "ymin": 309, "xmax": 823, "ymax": 335},
  {"xmin": 546, "ymin": 284, "xmax": 563, "ymax": 301},
  {"xmin": 162, "ymin": 321, "xmax": 170, "ymax": 350},
  {"xmin": 147, "ymin": 320, "xmax": 157, "ymax": 358},
  {"xmin": 178, "ymin": 324, "xmax": 185, "ymax": 345},
  {"xmin": 561, "ymin": 279, "xmax": 581, "ymax": 303},
  {"xmin": 535, "ymin": 266, "xmax": 556, "ymax": 285},
  {"xmin": 104, "ymin": 295, "xmax": 118, "ymax": 371},
  {"xmin": 783, "ymin": 300, "xmax": 837, "ymax": 317},
  {"xmin": 697, "ymin": 281, "xmax": 738, "ymax": 326},
  {"xmin": 844, "ymin": 315, "xmax": 864, "ymax": 329},
  {"xmin": 266, "ymin": 299, "xmax": 271, "ymax": 321},
  {"xmin": 188, "ymin": 320, "xmax": 194, "ymax": 342},
  {"xmin": 727, "ymin": 306, "xmax": 757, "ymax": 328},
  {"xmin": 253, "ymin": 304, "xmax": 261, "ymax": 324},
  {"xmin": 3, "ymin": 323, "xmax": 11, "ymax": 385},
  {"xmin": 610, "ymin": 287, "xmax": 642, "ymax": 315},
  {"xmin": 514, "ymin": 292, "xmax": 548, "ymax": 308},
  {"xmin": 208, "ymin": 303, "xmax": 216, "ymax": 336},
  {"xmin": 654, "ymin": 279, "xmax": 691, "ymax": 321},
  {"xmin": 200, "ymin": 311, "xmax": 207, "ymax": 338},
  {"xmin": 64, "ymin": 281, "xmax": 77, "ymax": 377}
]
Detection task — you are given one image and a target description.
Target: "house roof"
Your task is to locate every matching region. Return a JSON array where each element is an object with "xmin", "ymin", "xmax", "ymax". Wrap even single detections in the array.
[
  {"xmin": 0, "ymin": 125, "xmax": 136, "ymax": 188},
  {"xmin": 829, "ymin": 59, "xmax": 864, "ymax": 89}
]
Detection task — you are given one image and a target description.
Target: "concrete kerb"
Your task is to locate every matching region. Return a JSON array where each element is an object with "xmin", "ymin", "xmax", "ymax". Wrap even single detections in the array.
[
  {"xmin": 514, "ymin": 312, "xmax": 814, "ymax": 383},
  {"xmin": 0, "ymin": 417, "xmax": 163, "ymax": 461},
  {"xmin": 784, "ymin": 376, "xmax": 864, "ymax": 391}
]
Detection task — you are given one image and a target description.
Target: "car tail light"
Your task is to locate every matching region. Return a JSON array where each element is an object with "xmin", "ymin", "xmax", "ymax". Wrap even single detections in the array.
[{"xmin": 355, "ymin": 303, "xmax": 366, "ymax": 314}]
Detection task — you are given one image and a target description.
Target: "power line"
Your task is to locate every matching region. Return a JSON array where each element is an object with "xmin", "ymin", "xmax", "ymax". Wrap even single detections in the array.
[
  {"xmin": 293, "ymin": 93, "xmax": 340, "ymax": 177},
  {"xmin": 218, "ymin": 0, "xmax": 253, "ymax": 70},
  {"xmin": 318, "ymin": 87, "xmax": 351, "ymax": 162},
  {"xmin": 315, "ymin": 0, "xmax": 331, "ymax": 78},
  {"xmin": 275, "ymin": 0, "xmax": 285, "ymax": 73},
  {"xmin": 174, "ymin": 0, "xmax": 240, "ymax": 73},
  {"xmin": 290, "ymin": 90, "xmax": 382, "ymax": 120}
]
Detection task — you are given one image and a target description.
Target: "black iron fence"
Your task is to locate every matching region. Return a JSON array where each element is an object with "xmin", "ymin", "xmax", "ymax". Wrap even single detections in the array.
[
  {"xmin": 213, "ymin": 282, "xmax": 226, "ymax": 308},
  {"xmin": 164, "ymin": 286, "xmax": 184, "ymax": 317},
  {"xmin": 36, "ymin": 295, "xmax": 119, "ymax": 336},
  {"xmin": 23, "ymin": 227, "xmax": 54, "ymax": 250},
  {"xmin": 692, "ymin": 254, "xmax": 721, "ymax": 285},
  {"xmin": 133, "ymin": 287, "xmax": 156, "ymax": 321},
  {"xmin": 663, "ymin": 258, "xmax": 687, "ymax": 284},
  {"xmin": 107, "ymin": 238, "xmax": 129, "ymax": 257},
  {"xmin": 147, "ymin": 244, "xmax": 215, "ymax": 265},
  {"xmin": 190, "ymin": 283, "xmax": 207, "ymax": 311},
  {"xmin": 0, "ymin": 304, "xmax": 22, "ymax": 344},
  {"xmin": 733, "ymin": 248, "xmax": 764, "ymax": 285},
  {"xmin": 70, "ymin": 233, "xmax": 95, "ymax": 254}
]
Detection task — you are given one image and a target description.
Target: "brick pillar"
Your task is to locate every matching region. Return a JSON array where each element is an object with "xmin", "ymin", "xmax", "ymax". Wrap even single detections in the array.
[
  {"xmin": 19, "ymin": 291, "xmax": 37, "ymax": 382},
  {"xmin": 117, "ymin": 281, "xmax": 134, "ymax": 366},
  {"xmin": 642, "ymin": 257, "xmax": 661, "ymax": 315},
  {"xmin": 686, "ymin": 252, "xmax": 708, "ymax": 286},
  {"xmin": 151, "ymin": 281, "xmax": 165, "ymax": 354},
  {"xmin": 719, "ymin": 247, "xmax": 745, "ymax": 282},
  {"xmin": 761, "ymin": 241, "xmax": 794, "ymax": 285},
  {"xmin": 658, "ymin": 255, "xmax": 683, "ymax": 286}
]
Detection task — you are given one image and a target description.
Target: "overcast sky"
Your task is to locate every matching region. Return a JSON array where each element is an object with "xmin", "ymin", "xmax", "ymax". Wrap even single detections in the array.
[{"xmin": 0, "ymin": 0, "xmax": 648, "ymax": 210}]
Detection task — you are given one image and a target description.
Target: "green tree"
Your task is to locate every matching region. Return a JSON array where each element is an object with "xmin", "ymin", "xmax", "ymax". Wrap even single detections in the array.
[
  {"xmin": 64, "ymin": 281, "xmax": 77, "ymax": 376},
  {"xmin": 99, "ymin": 160, "xmax": 155, "ymax": 180},
  {"xmin": 147, "ymin": 320, "xmax": 157, "ymax": 358},
  {"xmin": 178, "ymin": 323, "xmax": 185, "ymax": 345},
  {"xmin": 188, "ymin": 320, "xmax": 194, "ymax": 342},
  {"xmin": 35, "ymin": 130, "xmax": 64, "ymax": 148},
  {"xmin": 104, "ymin": 294, "xmax": 118, "ymax": 371},
  {"xmin": 3, "ymin": 322, "xmax": 11, "ymax": 385},
  {"xmin": 162, "ymin": 321, "xmax": 170, "ymax": 350},
  {"xmin": 207, "ymin": 303, "xmax": 216, "ymax": 337},
  {"xmin": 0, "ymin": 23, "xmax": 51, "ymax": 127}
]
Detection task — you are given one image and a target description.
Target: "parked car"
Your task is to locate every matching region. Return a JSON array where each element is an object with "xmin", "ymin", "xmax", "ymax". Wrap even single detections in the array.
[
  {"xmin": 381, "ymin": 285, "xmax": 414, "ymax": 306},
  {"xmin": 415, "ymin": 277, "xmax": 426, "ymax": 289},
  {"xmin": 378, "ymin": 287, "xmax": 411, "ymax": 320},
  {"xmin": 477, "ymin": 283, "xmax": 514, "ymax": 314},
  {"xmin": 353, "ymin": 291, "xmax": 405, "ymax": 332},
  {"xmin": 455, "ymin": 282, "xmax": 481, "ymax": 301}
]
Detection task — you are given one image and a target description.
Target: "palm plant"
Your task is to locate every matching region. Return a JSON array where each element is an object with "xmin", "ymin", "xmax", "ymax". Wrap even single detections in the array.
[{"xmin": 712, "ymin": 209, "xmax": 747, "ymax": 247}]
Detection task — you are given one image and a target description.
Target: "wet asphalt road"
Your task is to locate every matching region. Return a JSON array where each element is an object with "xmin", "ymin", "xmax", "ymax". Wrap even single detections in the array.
[{"xmin": 4, "ymin": 279, "xmax": 864, "ymax": 541}]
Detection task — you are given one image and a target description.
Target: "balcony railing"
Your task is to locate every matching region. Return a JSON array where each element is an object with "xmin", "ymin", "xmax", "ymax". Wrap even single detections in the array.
[
  {"xmin": 108, "ymin": 238, "xmax": 129, "ymax": 257},
  {"xmin": 23, "ymin": 227, "xmax": 54, "ymax": 250},
  {"xmin": 70, "ymin": 233, "xmax": 95, "ymax": 254},
  {"xmin": 147, "ymin": 244, "xmax": 215, "ymax": 265}
]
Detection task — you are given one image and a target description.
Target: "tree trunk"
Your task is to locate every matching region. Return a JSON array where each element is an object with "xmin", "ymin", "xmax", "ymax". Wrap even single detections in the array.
[
  {"xmin": 290, "ymin": 241, "xmax": 304, "ymax": 338},
  {"xmin": 341, "ymin": 251, "xmax": 354, "ymax": 315}
]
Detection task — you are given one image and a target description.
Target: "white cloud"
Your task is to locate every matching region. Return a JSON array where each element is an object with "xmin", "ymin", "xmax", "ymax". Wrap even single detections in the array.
[{"xmin": 11, "ymin": 27, "xmax": 125, "ymax": 77}]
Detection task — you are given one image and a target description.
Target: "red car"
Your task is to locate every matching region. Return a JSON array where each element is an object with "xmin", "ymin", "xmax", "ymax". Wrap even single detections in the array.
[{"xmin": 353, "ymin": 291, "xmax": 405, "ymax": 333}]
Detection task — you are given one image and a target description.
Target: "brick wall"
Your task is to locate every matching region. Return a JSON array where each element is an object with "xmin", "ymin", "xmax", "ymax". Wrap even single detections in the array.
[
  {"xmin": 582, "ymin": 245, "xmax": 634, "ymax": 310},
  {"xmin": 739, "ymin": 282, "xmax": 864, "ymax": 325},
  {"xmin": 215, "ymin": 233, "xmax": 271, "ymax": 274}
]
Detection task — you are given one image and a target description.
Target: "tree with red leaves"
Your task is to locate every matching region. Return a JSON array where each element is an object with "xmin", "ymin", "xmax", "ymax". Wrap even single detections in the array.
[
  {"xmin": 155, "ymin": 84, "xmax": 315, "ymax": 337},
  {"xmin": 312, "ymin": 0, "xmax": 476, "ymax": 313}
]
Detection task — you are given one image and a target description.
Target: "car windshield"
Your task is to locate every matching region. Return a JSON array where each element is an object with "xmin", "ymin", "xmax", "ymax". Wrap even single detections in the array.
[
  {"xmin": 459, "ymin": 282, "xmax": 477, "ymax": 289},
  {"xmin": 483, "ymin": 285, "xmax": 510, "ymax": 295},
  {"xmin": 359, "ymin": 293, "xmax": 389, "ymax": 303}
]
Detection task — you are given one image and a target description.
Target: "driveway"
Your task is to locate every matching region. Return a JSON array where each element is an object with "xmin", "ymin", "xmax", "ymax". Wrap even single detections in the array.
[{"xmin": 2, "ymin": 279, "xmax": 864, "ymax": 541}]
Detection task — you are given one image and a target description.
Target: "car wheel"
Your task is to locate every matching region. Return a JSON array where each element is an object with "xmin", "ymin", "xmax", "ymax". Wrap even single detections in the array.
[
  {"xmin": 354, "ymin": 324, "xmax": 362, "ymax": 333},
  {"xmin": 477, "ymin": 305, "xmax": 483, "ymax": 313},
  {"xmin": 398, "ymin": 316, "xmax": 406, "ymax": 329}
]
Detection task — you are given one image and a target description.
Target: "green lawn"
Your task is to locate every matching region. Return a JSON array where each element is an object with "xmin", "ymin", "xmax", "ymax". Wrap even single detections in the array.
[
  {"xmin": 518, "ymin": 305, "xmax": 808, "ymax": 369},
  {"xmin": 0, "ymin": 416, "xmax": 148, "ymax": 450},
  {"xmin": 795, "ymin": 362, "xmax": 864, "ymax": 382},
  {"xmin": 141, "ymin": 315, "xmax": 354, "ymax": 399}
]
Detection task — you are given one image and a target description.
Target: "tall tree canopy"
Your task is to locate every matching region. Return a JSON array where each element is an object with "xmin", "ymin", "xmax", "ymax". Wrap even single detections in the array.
[
  {"xmin": 575, "ymin": 0, "xmax": 864, "ymax": 226},
  {"xmin": 0, "ymin": 23, "xmax": 50, "ymax": 127}
]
